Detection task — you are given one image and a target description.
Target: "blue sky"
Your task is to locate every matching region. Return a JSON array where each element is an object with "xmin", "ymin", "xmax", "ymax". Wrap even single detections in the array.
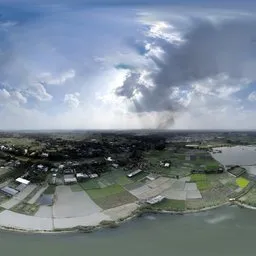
[{"xmin": 0, "ymin": 1, "xmax": 256, "ymax": 129}]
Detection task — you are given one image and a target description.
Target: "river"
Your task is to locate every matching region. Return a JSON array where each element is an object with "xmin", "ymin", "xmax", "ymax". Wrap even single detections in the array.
[
  {"xmin": 0, "ymin": 206, "xmax": 255, "ymax": 256},
  {"xmin": 212, "ymin": 146, "xmax": 256, "ymax": 166}
]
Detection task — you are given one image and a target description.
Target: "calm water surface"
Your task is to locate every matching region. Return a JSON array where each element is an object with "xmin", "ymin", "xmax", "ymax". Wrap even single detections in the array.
[
  {"xmin": 212, "ymin": 146, "xmax": 256, "ymax": 166},
  {"xmin": 0, "ymin": 206, "xmax": 255, "ymax": 256}
]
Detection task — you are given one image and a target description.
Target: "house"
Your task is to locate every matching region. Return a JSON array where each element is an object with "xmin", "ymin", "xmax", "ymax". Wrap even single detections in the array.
[
  {"xmin": 64, "ymin": 174, "xmax": 77, "ymax": 184},
  {"xmin": 185, "ymin": 144, "xmax": 199, "ymax": 148},
  {"xmin": 89, "ymin": 173, "xmax": 98, "ymax": 179},
  {"xmin": 0, "ymin": 186, "xmax": 19, "ymax": 197},
  {"xmin": 164, "ymin": 163, "xmax": 170, "ymax": 168},
  {"xmin": 16, "ymin": 177, "xmax": 30, "ymax": 185},
  {"xmin": 37, "ymin": 164, "xmax": 44, "ymax": 170},
  {"xmin": 59, "ymin": 164, "xmax": 65, "ymax": 170},
  {"xmin": 146, "ymin": 195, "xmax": 165, "ymax": 205},
  {"xmin": 106, "ymin": 156, "xmax": 113, "ymax": 162},
  {"xmin": 76, "ymin": 173, "xmax": 89, "ymax": 180},
  {"xmin": 15, "ymin": 177, "xmax": 30, "ymax": 191},
  {"xmin": 112, "ymin": 163, "xmax": 119, "ymax": 168},
  {"xmin": 127, "ymin": 169, "xmax": 143, "ymax": 178},
  {"xmin": 160, "ymin": 161, "xmax": 170, "ymax": 168},
  {"xmin": 41, "ymin": 153, "xmax": 49, "ymax": 158}
]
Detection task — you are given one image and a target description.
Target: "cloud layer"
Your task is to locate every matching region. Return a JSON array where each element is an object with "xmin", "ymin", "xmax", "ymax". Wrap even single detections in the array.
[{"xmin": 0, "ymin": 3, "xmax": 256, "ymax": 130}]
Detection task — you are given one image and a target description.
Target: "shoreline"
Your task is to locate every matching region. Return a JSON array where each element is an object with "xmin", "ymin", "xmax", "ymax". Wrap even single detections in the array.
[
  {"xmin": 0, "ymin": 201, "xmax": 234, "ymax": 234},
  {"xmin": 233, "ymin": 201, "xmax": 256, "ymax": 210}
]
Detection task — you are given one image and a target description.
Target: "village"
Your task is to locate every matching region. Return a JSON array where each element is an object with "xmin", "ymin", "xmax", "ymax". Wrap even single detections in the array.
[{"xmin": 0, "ymin": 131, "xmax": 255, "ymax": 232}]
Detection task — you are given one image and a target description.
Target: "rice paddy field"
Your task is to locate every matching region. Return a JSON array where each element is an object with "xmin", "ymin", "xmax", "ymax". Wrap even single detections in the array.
[
  {"xmin": 44, "ymin": 185, "xmax": 56, "ymax": 195},
  {"xmin": 143, "ymin": 149, "xmax": 220, "ymax": 178},
  {"xmin": 11, "ymin": 202, "xmax": 39, "ymax": 216},
  {"xmin": 0, "ymin": 167, "xmax": 11, "ymax": 177},
  {"xmin": 186, "ymin": 173, "xmax": 237, "ymax": 210},
  {"xmin": 236, "ymin": 177, "xmax": 249, "ymax": 188},
  {"xmin": 238, "ymin": 186, "xmax": 256, "ymax": 206},
  {"xmin": 191, "ymin": 174, "xmax": 211, "ymax": 191},
  {"xmin": 152, "ymin": 199, "xmax": 186, "ymax": 211},
  {"xmin": 85, "ymin": 184, "xmax": 137, "ymax": 210}
]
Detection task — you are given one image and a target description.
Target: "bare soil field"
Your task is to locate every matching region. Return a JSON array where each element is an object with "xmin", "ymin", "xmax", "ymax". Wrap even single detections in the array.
[
  {"xmin": 53, "ymin": 186, "xmax": 102, "ymax": 218},
  {"xmin": 0, "ymin": 210, "xmax": 53, "ymax": 231}
]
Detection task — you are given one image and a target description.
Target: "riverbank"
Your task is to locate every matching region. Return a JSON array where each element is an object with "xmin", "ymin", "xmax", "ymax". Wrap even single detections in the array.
[
  {"xmin": 233, "ymin": 201, "xmax": 256, "ymax": 210},
  {"xmin": 0, "ymin": 200, "xmax": 234, "ymax": 234}
]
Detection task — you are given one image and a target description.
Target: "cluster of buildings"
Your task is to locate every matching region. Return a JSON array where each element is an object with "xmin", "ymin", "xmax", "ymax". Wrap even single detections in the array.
[{"xmin": 0, "ymin": 177, "xmax": 31, "ymax": 197}]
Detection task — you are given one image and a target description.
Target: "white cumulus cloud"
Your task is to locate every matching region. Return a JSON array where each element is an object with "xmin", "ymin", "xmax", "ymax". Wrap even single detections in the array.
[
  {"xmin": 38, "ymin": 69, "xmax": 75, "ymax": 85},
  {"xmin": 64, "ymin": 93, "xmax": 80, "ymax": 109},
  {"xmin": 248, "ymin": 91, "xmax": 256, "ymax": 101},
  {"xmin": 26, "ymin": 83, "xmax": 53, "ymax": 101}
]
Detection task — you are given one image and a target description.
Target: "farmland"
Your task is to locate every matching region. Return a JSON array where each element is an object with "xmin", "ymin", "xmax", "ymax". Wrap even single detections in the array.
[
  {"xmin": 238, "ymin": 186, "xmax": 256, "ymax": 207},
  {"xmin": 191, "ymin": 174, "xmax": 211, "ymax": 191},
  {"xmin": 153, "ymin": 199, "xmax": 186, "ymax": 211},
  {"xmin": 85, "ymin": 184, "xmax": 137, "ymax": 209},
  {"xmin": 236, "ymin": 177, "xmax": 249, "ymax": 189},
  {"xmin": 11, "ymin": 202, "xmax": 39, "ymax": 216}
]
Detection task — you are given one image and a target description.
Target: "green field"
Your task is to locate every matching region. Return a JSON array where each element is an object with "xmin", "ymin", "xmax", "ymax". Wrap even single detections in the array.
[
  {"xmin": 239, "ymin": 187, "xmax": 256, "ymax": 206},
  {"xmin": 92, "ymin": 191, "xmax": 137, "ymax": 209},
  {"xmin": 80, "ymin": 179, "xmax": 101, "ymax": 190},
  {"xmin": 0, "ymin": 167, "xmax": 11, "ymax": 177},
  {"xmin": 86, "ymin": 184, "xmax": 137, "ymax": 209},
  {"xmin": 129, "ymin": 172, "xmax": 148, "ymax": 182},
  {"xmin": 152, "ymin": 199, "xmax": 186, "ymax": 211},
  {"xmin": 116, "ymin": 176, "xmax": 133, "ymax": 186},
  {"xmin": 236, "ymin": 177, "xmax": 249, "ymax": 189},
  {"xmin": 44, "ymin": 185, "xmax": 56, "ymax": 195},
  {"xmin": 86, "ymin": 184, "xmax": 125, "ymax": 199},
  {"xmin": 11, "ymin": 202, "xmax": 39, "ymax": 216},
  {"xmin": 191, "ymin": 174, "xmax": 211, "ymax": 191}
]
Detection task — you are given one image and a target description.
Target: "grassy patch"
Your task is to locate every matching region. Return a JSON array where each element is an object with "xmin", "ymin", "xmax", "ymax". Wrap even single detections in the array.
[
  {"xmin": 124, "ymin": 181, "xmax": 144, "ymax": 191},
  {"xmin": 196, "ymin": 180, "xmax": 211, "ymax": 191},
  {"xmin": 91, "ymin": 191, "xmax": 137, "ymax": 210},
  {"xmin": 129, "ymin": 172, "xmax": 147, "ymax": 182},
  {"xmin": 79, "ymin": 179, "xmax": 101, "ymax": 190},
  {"xmin": 97, "ymin": 173, "xmax": 116, "ymax": 187},
  {"xmin": 0, "ymin": 206, "xmax": 5, "ymax": 212},
  {"xmin": 239, "ymin": 187, "xmax": 256, "ymax": 206},
  {"xmin": 116, "ymin": 176, "xmax": 133, "ymax": 186},
  {"xmin": 191, "ymin": 174, "xmax": 211, "ymax": 191},
  {"xmin": 44, "ymin": 185, "xmax": 56, "ymax": 195},
  {"xmin": 70, "ymin": 184, "xmax": 83, "ymax": 192},
  {"xmin": 152, "ymin": 199, "xmax": 186, "ymax": 211},
  {"xmin": 11, "ymin": 202, "xmax": 39, "ymax": 216},
  {"xmin": 0, "ymin": 194, "xmax": 8, "ymax": 204},
  {"xmin": 191, "ymin": 174, "xmax": 207, "ymax": 181},
  {"xmin": 236, "ymin": 177, "xmax": 249, "ymax": 189},
  {"xmin": 86, "ymin": 184, "xmax": 125, "ymax": 199},
  {"xmin": 85, "ymin": 184, "xmax": 137, "ymax": 209},
  {"xmin": 0, "ymin": 167, "xmax": 11, "ymax": 176}
]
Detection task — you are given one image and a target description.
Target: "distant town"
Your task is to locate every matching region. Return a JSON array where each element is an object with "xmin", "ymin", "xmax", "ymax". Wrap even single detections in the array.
[{"xmin": 0, "ymin": 130, "xmax": 255, "ymax": 232}]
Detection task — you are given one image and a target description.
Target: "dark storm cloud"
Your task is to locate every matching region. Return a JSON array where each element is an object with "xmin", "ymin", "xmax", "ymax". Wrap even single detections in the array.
[{"xmin": 115, "ymin": 17, "xmax": 256, "ymax": 128}]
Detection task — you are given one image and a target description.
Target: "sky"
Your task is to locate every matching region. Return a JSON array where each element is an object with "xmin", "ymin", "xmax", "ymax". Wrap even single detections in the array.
[{"xmin": 0, "ymin": 0, "xmax": 256, "ymax": 130}]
